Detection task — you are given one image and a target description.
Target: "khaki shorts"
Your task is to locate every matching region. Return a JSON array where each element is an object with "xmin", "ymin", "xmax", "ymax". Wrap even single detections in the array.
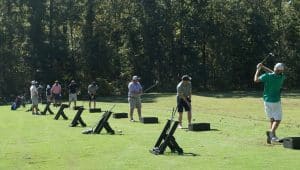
[
  {"xmin": 31, "ymin": 97, "xmax": 39, "ymax": 106},
  {"xmin": 264, "ymin": 101, "xmax": 282, "ymax": 120},
  {"xmin": 69, "ymin": 93, "xmax": 77, "ymax": 101},
  {"xmin": 128, "ymin": 97, "xmax": 141, "ymax": 109}
]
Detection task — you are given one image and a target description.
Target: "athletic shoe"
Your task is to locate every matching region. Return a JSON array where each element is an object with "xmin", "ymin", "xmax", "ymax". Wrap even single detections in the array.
[
  {"xmin": 130, "ymin": 119, "xmax": 135, "ymax": 122},
  {"xmin": 177, "ymin": 125, "xmax": 183, "ymax": 129},
  {"xmin": 266, "ymin": 131, "xmax": 271, "ymax": 144},
  {"xmin": 271, "ymin": 136, "xmax": 280, "ymax": 144}
]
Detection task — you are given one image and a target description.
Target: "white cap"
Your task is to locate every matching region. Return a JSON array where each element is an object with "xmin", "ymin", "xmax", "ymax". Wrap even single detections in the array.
[
  {"xmin": 132, "ymin": 75, "xmax": 139, "ymax": 81},
  {"xmin": 274, "ymin": 63, "xmax": 284, "ymax": 71},
  {"xmin": 31, "ymin": 80, "xmax": 36, "ymax": 85}
]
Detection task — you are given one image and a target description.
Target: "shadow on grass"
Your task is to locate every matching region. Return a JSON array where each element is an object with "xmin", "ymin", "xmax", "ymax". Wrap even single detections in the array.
[
  {"xmin": 182, "ymin": 128, "xmax": 220, "ymax": 132},
  {"xmin": 95, "ymin": 91, "xmax": 264, "ymax": 103},
  {"xmin": 96, "ymin": 93, "xmax": 175, "ymax": 103},
  {"xmin": 195, "ymin": 90, "xmax": 300, "ymax": 99},
  {"xmin": 194, "ymin": 91, "xmax": 262, "ymax": 98},
  {"xmin": 160, "ymin": 152, "xmax": 200, "ymax": 157}
]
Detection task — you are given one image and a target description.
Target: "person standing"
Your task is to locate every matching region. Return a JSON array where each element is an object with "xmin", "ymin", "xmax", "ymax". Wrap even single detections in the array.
[
  {"xmin": 68, "ymin": 80, "xmax": 78, "ymax": 108},
  {"xmin": 45, "ymin": 84, "xmax": 52, "ymax": 103},
  {"xmin": 41, "ymin": 84, "xmax": 54, "ymax": 115},
  {"xmin": 88, "ymin": 81, "xmax": 99, "ymax": 109},
  {"xmin": 51, "ymin": 80, "xmax": 62, "ymax": 106},
  {"xmin": 254, "ymin": 63, "xmax": 286, "ymax": 144},
  {"xmin": 37, "ymin": 83, "xmax": 43, "ymax": 103},
  {"xmin": 176, "ymin": 75, "xmax": 192, "ymax": 128},
  {"xmin": 30, "ymin": 81, "xmax": 40, "ymax": 115},
  {"xmin": 128, "ymin": 75, "xmax": 143, "ymax": 122}
]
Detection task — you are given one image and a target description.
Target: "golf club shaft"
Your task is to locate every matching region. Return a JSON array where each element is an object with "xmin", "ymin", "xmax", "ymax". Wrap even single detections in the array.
[
  {"xmin": 143, "ymin": 83, "xmax": 158, "ymax": 93},
  {"xmin": 261, "ymin": 55, "xmax": 269, "ymax": 64},
  {"xmin": 261, "ymin": 53, "xmax": 274, "ymax": 64}
]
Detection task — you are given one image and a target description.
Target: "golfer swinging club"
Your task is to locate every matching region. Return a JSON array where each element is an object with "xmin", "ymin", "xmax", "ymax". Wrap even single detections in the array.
[
  {"xmin": 177, "ymin": 75, "xmax": 192, "ymax": 128},
  {"xmin": 254, "ymin": 62, "xmax": 285, "ymax": 144}
]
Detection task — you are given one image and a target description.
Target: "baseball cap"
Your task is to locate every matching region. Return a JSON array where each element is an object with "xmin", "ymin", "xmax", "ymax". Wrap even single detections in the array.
[
  {"xmin": 181, "ymin": 75, "xmax": 192, "ymax": 81},
  {"xmin": 31, "ymin": 80, "xmax": 37, "ymax": 85},
  {"xmin": 274, "ymin": 63, "xmax": 284, "ymax": 71},
  {"xmin": 132, "ymin": 75, "xmax": 140, "ymax": 81}
]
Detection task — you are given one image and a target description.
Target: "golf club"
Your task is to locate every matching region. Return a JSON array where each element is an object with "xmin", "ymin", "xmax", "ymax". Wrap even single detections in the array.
[
  {"xmin": 143, "ymin": 80, "xmax": 159, "ymax": 93},
  {"xmin": 261, "ymin": 52, "xmax": 274, "ymax": 64},
  {"xmin": 258, "ymin": 53, "xmax": 275, "ymax": 73},
  {"xmin": 170, "ymin": 107, "xmax": 177, "ymax": 121}
]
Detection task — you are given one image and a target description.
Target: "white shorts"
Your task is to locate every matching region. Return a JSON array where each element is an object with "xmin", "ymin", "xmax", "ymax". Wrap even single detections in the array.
[
  {"xmin": 69, "ymin": 93, "xmax": 77, "ymax": 101},
  {"xmin": 264, "ymin": 101, "xmax": 282, "ymax": 120},
  {"xmin": 128, "ymin": 97, "xmax": 141, "ymax": 109}
]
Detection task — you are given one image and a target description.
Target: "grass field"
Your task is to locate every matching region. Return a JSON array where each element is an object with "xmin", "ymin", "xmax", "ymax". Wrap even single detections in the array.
[{"xmin": 0, "ymin": 92, "xmax": 300, "ymax": 170}]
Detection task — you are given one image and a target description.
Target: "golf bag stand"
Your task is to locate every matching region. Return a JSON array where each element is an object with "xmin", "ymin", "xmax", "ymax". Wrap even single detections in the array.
[
  {"xmin": 93, "ymin": 111, "xmax": 115, "ymax": 134},
  {"xmin": 82, "ymin": 111, "xmax": 115, "ymax": 134},
  {"xmin": 151, "ymin": 120, "xmax": 183, "ymax": 155},
  {"xmin": 54, "ymin": 104, "xmax": 69, "ymax": 120},
  {"xmin": 41, "ymin": 102, "xmax": 54, "ymax": 115},
  {"xmin": 70, "ymin": 107, "xmax": 86, "ymax": 127}
]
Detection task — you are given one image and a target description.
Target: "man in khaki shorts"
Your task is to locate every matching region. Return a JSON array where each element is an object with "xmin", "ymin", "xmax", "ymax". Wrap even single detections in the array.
[
  {"xmin": 254, "ymin": 62, "xmax": 285, "ymax": 144},
  {"xmin": 128, "ymin": 76, "xmax": 143, "ymax": 122},
  {"xmin": 30, "ymin": 80, "xmax": 40, "ymax": 115},
  {"xmin": 68, "ymin": 80, "xmax": 78, "ymax": 108}
]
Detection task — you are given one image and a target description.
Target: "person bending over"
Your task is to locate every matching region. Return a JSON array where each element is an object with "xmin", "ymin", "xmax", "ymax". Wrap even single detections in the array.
[{"xmin": 176, "ymin": 75, "xmax": 192, "ymax": 128}]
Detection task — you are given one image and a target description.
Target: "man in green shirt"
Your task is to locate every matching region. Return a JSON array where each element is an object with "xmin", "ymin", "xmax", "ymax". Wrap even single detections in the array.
[{"xmin": 254, "ymin": 63, "xmax": 285, "ymax": 144}]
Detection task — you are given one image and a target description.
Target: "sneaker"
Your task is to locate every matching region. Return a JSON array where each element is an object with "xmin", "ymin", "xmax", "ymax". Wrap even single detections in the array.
[
  {"xmin": 177, "ymin": 125, "xmax": 183, "ymax": 129},
  {"xmin": 130, "ymin": 119, "xmax": 135, "ymax": 122},
  {"xmin": 271, "ymin": 137, "xmax": 280, "ymax": 144},
  {"xmin": 266, "ymin": 131, "xmax": 271, "ymax": 144}
]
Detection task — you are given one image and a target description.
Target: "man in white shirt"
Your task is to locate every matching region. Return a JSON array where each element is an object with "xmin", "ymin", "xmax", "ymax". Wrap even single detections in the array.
[{"xmin": 30, "ymin": 80, "xmax": 40, "ymax": 115}]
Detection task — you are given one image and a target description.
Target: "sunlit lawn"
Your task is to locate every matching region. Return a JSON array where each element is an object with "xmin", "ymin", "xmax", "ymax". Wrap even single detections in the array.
[{"xmin": 0, "ymin": 91, "xmax": 299, "ymax": 170}]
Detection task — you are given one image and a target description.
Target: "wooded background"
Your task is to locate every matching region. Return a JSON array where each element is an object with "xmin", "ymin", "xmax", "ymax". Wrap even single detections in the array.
[{"xmin": 0, "ymin": 0, "xmax": 299, "ymax": 98}]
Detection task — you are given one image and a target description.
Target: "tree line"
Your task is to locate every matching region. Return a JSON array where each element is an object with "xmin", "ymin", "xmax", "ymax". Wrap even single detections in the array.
[{"xmin": 0, "ymin": 0, "xmax": 299, "ymax": 99}]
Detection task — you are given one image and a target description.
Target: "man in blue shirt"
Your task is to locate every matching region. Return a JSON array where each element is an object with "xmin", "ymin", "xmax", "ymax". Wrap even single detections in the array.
[{"xmin": 128, "ymin": 75, "xmax": 143, "ymax": 122}]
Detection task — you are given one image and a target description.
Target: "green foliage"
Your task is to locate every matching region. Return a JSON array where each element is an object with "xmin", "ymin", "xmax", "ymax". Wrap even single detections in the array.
[{"xmin": 0, "ymin": 0, "xmax": 299, "ymax": 98}]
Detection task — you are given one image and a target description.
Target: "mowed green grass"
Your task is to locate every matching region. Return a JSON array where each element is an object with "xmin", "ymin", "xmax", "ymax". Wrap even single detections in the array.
[{"xmin": 0, "ymin": 92, "xmax": 300, "ymax": 170}]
